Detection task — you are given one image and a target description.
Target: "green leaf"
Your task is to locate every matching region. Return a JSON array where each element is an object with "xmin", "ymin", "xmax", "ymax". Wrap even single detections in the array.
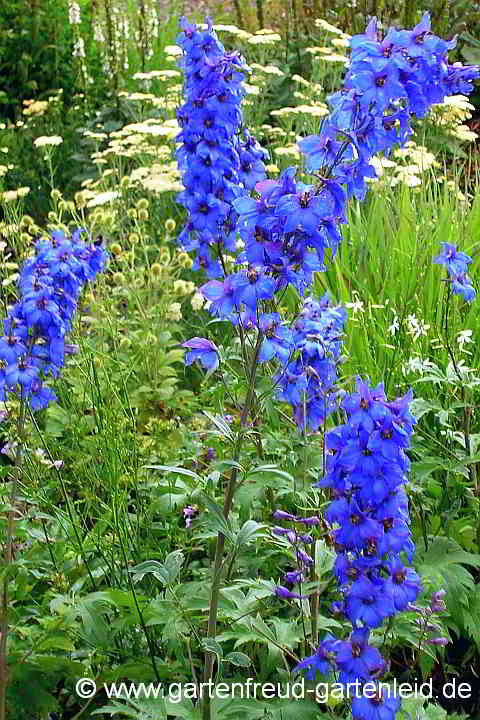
[
  {"xmin": 235, "ymin": 520, "xmax": 268, "ymax": 548},
  {"xmin": 163, "ymin": 550, "xmax": 184, "ymax": 583},
  {"xmin": 200, "ymin": 494, "xmax": 235, "ymax": 543},
  {"xmin": 247, "ymin": 464, "xmax": 295, "ymax": 483},
  {"xmin": 130, "ymin": 560, "xmax": 169, "ymax": 585},
  {"xmin": 224, "ymin": 651, "xmax": 251, "ymax": 667},
  {"xmin": 201, "ymin": 638, "xmax": 223, "ymax": 659},
  {"xmin": 202, "ymin": 411, "xmax": 235, "ymax": 441},
  {"xmin": 144, "ymin": 464, "xmax": 201, "ymax": 481}
]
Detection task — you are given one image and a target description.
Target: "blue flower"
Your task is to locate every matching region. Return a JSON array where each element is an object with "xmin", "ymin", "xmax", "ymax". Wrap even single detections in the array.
[
  {"xmin": 433, "ymin": 242, "xmax": 472, "ymax": 275},
  {"xmin": 346, "ymin": 576, "xmax": 394, "ymax": 628},
  {"xmin": 293, "ymin": 635, "xmax": 338, "ymax": 681},
  {"xmin": 451, "ymin": 273, "xmax": 476, "ymax": 302},
  {"xmin": 200, "ymin": 277, "xmax": 239, "ymax": 319},
  {"xmin": 258, "ymin": 313, "xmax": 293, "ymax": 363},
  {"xmin": 182, "ymin": 337, "xmax": 219, "ymax": 371},
  {"xmin": 352, "ymin": 689, "xmax": 401, "ymax": 720},
  {"xmin": 336, "ymin": 628, "xmax": 385, "ymax": 683},
  {"xmin": 384, "ymin": 560, "xmax": 423, "ymax": 611},
  {"xmin": 233, "ymin": 267, "xmax": 275, "ymax": 311}
]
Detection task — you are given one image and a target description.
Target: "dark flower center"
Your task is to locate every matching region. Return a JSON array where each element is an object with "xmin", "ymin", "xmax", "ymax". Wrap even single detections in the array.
[
  {"xmin": 351, "ymin": 642, "xmax": 362, "ymax": 658},
  {"xmin": 394, "ymin": 570, "xmax": 406, "ymax": 584},
  {"xmin": 371, "ymin": 691, "xmax": 384, "ymax": 705},
  {"xmin": 376, "ymin": 75, "xmax": 387, "ymax": 87},
  {"xmin": 299, "ymin": 192, "xmax": 310, "ymax": 208},
  {"xmin": 366, "ymin": 538, "xmax": 377, "ymax": 555}
]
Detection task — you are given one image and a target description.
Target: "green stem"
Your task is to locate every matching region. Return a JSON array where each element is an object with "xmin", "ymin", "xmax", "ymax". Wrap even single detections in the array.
[
  {"xmin": 255, "ymin": 0, "xmax": 264, "ymax": 29},
  {"xmin": 0, "ymin": 396, "xmax": 27, "ymax": 720},
  {"xmin": 202, "ymin": 331, "xmax": 263, "ymax": 720}
]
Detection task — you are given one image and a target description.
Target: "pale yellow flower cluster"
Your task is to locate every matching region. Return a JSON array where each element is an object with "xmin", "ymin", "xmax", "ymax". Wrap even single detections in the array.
[
  {"xmin": 366, "ymin": 141, "xmax": 440, "ymax": 189},
  {"xmin": 33, "ymin": 135, "xmax": 63, "ymax": 148},
  {"xmin": 23, "ymin": 100, "xmax": 49, "ymax": 117},
  {"xmin": 429, "ymin": 95, "xmax": 477, "ymax": 142}
]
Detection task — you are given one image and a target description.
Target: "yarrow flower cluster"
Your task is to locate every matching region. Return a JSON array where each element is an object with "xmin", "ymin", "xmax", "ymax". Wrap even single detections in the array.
[
  {"xmin": 0, "ymin": 229, "xmax": 107, "ymax": 415},
  {"xmin": 433, "ymin": 242, "xmax": 476, "ymax": 302},
  {"xmin": 292, "ymin": 380, "xmax": 422, "ymax": 719}
]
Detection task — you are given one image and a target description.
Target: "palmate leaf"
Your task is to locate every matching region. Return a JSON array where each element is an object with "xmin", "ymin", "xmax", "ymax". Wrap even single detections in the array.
[
  {"xmin": 449, "ymin": 584, "xmax": 480, "ymax": 651},
  {"xmin": 415, "ymin": 538, "xmax": 480, "ymax": 634}
]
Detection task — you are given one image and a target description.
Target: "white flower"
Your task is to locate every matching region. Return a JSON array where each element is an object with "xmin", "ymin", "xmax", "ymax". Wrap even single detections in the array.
[
  {"xmin": 387, "ymin": 315, "xmax": 399, "ymax": 336},
  {"xmin": 346, "ymin": 298, "xmax": 364, "ymax": 316},
  {"xmin": 406, "ymin": 314, "xmax": 430, "ymax": 340},
  {"xmin": 33, "ymin": 135, "xmax": 63, "ymax": 148},
  {"xmin": 164, "ymin": 44, "xmax": 182, "ymax": 56},
  {"xmin": 402, "ymin": 356, "xmax": 436, "ymax": 376},
  {"xmin": 314, "ymin": 18, "xmax": 344, "ymax": 34},
  {"xmin": 93, "ymin": 23, "xmax": 105, "ymax": 42},
  {"xmin": 457, "ymin": 329, "xmax": 473, "ymax": 353},
  {"xmin": 68, "ymin": 1, "xmax": 81, "ymax": 24},
  {"xmin": 1, "ymin": 187, "xmax": 30, "ymax": 202},
  {"xmin": 73, "ymin": 37, "xmax": 85, "ymax": 58}
]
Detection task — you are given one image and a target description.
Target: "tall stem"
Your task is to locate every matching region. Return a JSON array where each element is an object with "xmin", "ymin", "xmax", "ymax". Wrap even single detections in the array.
[
  {"xmin": 0, "ymin": 396, "xmax": 27, "ymax": 720},
  {"xmin": 443, "ymin": 285, "xmax": 477, "ymax": 493},
  {"xmin": 202, "ymin": 332, "xmax": 263, "ymax": 720}
]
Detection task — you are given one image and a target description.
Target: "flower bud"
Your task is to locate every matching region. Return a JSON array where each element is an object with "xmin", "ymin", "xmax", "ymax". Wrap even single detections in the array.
[{"xmin": 110, "ymin": 243, "xmax": 122, "ymax": 256}]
